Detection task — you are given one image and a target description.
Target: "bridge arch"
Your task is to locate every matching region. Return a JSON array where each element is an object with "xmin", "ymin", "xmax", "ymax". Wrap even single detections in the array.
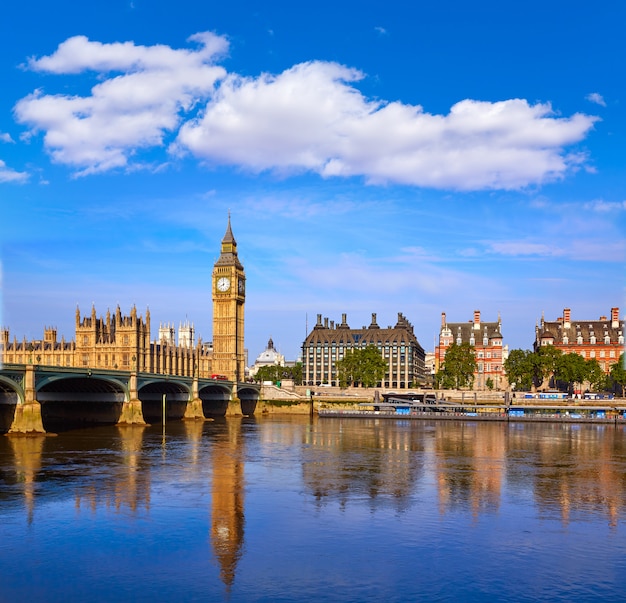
[
  {"xmin": 137, "ymin": 379, "xmax": 192, "ymax": 422},
  {"xmin": 198, "ymin": 383, "xmax": 232, "ymax": 417},
  {"xmin": 0, "ymin": 374, "xmax": 23, "ymax": 433},
  {"xmin": 237, "ymin": 385, "xmax": 260, "ymax": 416},
  {"xmin": 36, "ymin": 374, "xmax": 127, "ymax": 431}
]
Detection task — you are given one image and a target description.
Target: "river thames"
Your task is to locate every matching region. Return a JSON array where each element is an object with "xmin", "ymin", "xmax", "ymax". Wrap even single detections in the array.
[{"xmin": 1, "ymin": 416, "xmax": 625, "ymax": 602}]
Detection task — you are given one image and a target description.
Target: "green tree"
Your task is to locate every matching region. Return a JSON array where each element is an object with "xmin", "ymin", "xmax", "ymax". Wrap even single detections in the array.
[
  {"xmin": 359, "ymin": 345, "xmax": 388, "ymax": 388},
  {"xmin": 610, "ymin": 354, "xmax": 626, "ymax": 396},
  {"xmin": 485, "ymin": 377, "xmax": 494, "ymax": 391},
  {"xmin": 335, "ymin": 346, "xmax": 387, "ymax": 388},
  {"xmin": 554, "ymin": 352, "xmax": 589, "ymax": 394},
  {"xmin": 336, "ymin": 349, "xmax": 359, "ymax": 387},
  {"xmin": 435, "ymin": 342, "xmax": 476, "ymax": 389},
  {"xmin": 585, "ymin": 358, "xmax": 606, "ymax": 392},
  {"xmin": 253, "ymin": 362, "xmax": 303, "ymax": 385},
  {"xmin": 534, "ymin": 345, "xmax": 563, "ymax": 389},
  {"xmin": 503, "ymin": 349, "xmax": 534, "ymax": 390}
]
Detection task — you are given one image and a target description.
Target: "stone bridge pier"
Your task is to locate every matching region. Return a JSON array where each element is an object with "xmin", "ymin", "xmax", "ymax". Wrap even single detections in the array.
[{"xmin": 0, "ymin": 364, "xmax": 260, "ymax": 434}]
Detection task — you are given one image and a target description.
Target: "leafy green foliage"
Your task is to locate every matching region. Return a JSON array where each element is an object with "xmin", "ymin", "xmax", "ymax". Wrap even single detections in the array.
[
  {"xmin": 609, "ymin": 354, "xmax": 626, "ymax": 396},
  {"xmin": 505, "ymin": 345, "xmax": 620, "ymax": 393},
  {"xmin": 503, "ymin": 349, "xmax": 534, "ymax": 390},
  {"xmin": 435, "ymin": 342, "xmax": 477, "ymax": 389},
  {"xmin": 335, "ymin": 345, "xmax": 387, "ymax": 388},
  {"xmin": 253, "ymin": 362, "xmax": 303, "ymax": 385}
]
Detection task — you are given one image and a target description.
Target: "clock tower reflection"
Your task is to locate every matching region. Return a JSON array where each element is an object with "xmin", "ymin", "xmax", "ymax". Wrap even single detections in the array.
[{"xmin": 210, "ymin": 418, "xmax": 245, "ymax": 590}]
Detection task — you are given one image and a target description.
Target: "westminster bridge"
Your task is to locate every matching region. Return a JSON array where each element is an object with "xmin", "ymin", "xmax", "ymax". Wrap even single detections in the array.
[{"xmin": 0, "ymin": 363, "xmax": 260, "ymax": 434}]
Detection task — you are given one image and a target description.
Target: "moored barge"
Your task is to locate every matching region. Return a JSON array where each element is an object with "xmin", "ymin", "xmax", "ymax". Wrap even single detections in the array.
[{"xmin": 318, "ymin": 399, "xmax": 626, "ymax": 423}]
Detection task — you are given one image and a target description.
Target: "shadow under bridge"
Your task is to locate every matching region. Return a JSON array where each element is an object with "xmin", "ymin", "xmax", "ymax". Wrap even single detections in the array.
[
  {"xmin": 138, "ymin": 379, "xmax": 192, "ymax": 422},
  {"xmin": 36, "ymin": 374, "xmax": 127, "ymax": 431}
]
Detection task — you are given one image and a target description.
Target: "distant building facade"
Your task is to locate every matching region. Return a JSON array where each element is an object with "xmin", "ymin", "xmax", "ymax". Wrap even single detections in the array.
[
  {"xmin": 249, "ymin": 337, "xmax": 285, "ymax": 379},
  {"xmin": 0, "ymin": 305, "xmax": 213, "ymax": 377},
  {"xmin": 435, "ymin": 310, "xmax": 508, "ymax": 390},
  {"xmin": 302, "ymin": 312, "xmax": 425, "ymax": 388},
  {"xmin": 534, "ymin": 307, "xmax": 624, "ymax": 374}
]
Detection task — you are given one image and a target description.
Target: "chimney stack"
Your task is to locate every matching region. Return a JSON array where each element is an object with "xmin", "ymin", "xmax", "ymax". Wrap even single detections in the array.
[
  {"xmin": 611, "ymin": 307, "xmax": 619, "ymax": 328},
  {"xmin": 563, "ymin": 308, "xmax": 571, "ymax": 328}
]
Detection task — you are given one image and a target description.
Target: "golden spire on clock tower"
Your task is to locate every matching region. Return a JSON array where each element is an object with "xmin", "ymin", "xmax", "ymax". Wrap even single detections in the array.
[{"xmin": 212, "ymin": 215, "xmax": 246, "ymax": 383}]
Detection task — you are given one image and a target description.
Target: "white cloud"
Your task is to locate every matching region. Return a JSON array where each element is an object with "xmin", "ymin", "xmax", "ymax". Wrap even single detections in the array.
[
  {"xmin": 0, "ymin": 132, "xmax": 15, "ymax": 143},
  {"xmin": 586, "ymin": 92, "xmax": 606, "ymax": 107},
  {"xmin": 15, "ymin": 33, "xmax": 599, "ymax": 189},
  {"xmin": 0, "ymin": 159, "xmax": 28, "ymax": 183},
  {"xmin": 488, "ymin": 241, "xmax": 563, "ymax": 257},
  {"xmin": 175, "ymin": 61, "xmax": 598, "ymax": 190},
  {"xmin": 583, "ymin": 199, "xmax": 626, "ymax": 212},
  {"xmin": 15, "ymin": 33, "xmax": 228, "ymax": 176}
]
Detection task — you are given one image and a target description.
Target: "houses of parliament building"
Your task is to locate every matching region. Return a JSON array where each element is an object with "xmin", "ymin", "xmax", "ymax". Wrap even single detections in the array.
[{"xmin": 0, "ymin": 218, "xmax": 246, "ymax": 383}]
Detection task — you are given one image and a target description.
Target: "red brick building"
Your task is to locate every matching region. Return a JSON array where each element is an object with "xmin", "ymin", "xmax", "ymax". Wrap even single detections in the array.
[
  {"xmin": 435, "ymin": 310, "xmax": 508, "ymax": 390},
  {"xmin": 534, "ymin": 307, "xmax": 624, "ymax": 374}
]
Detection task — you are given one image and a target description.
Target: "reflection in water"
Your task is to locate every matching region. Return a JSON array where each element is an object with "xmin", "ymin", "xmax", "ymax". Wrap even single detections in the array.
[
  {"xmin": 434, "ymin": 421, "xmax": 505, "ymax": 517},
  {"xmin": 301, "ymin": 419, "xmax": 626, "ymax": 527},
  {"xmin": 75, "ymin": 425, "xmax": 151, "ymax": 514},
  {"xmin": 1, "ymin": 418, "xmax": 626, "ymax": 603},
  {"xmin": 516, "ymin": 423, "xmax": 626, "ymax": 527},
  {"xmin": 301, "ymin": 418, "xmax": 425, "ymax": 511},
  {"xmin": 7, "ymin": 434, "xmax": 46, "ymax": 524},
  {"xmin": 209, "ymin": 419, "xmax": 245, "ymax": 591}
]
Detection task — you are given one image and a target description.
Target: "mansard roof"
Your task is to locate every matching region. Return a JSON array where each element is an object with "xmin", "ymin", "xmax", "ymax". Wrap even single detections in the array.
[
  {"xmin": 537, "ymin": 315, "xmax": 625, "ymax": 343},
  {"xmin": 442, "ymin": 320, "xmax": 502, "ymax": 343},
  {"xmin": 305, "ymin": 312, "xmax": 424, "ymax": 351}
]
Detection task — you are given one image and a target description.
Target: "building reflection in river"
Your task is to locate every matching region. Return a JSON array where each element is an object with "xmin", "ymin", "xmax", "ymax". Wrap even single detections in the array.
[
  {"xmin": 299, "ymin": 418, "xmax": 626, "ymax": 527},
  {"xmin": 208, "ymin": 418, "xmax": 245, "ymax": 590}
]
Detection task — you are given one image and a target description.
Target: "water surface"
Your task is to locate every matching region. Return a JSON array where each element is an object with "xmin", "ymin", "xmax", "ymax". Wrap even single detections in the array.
[{"xmin": 1, "ymin": 417, "xmax": 625, "ymax": 602}]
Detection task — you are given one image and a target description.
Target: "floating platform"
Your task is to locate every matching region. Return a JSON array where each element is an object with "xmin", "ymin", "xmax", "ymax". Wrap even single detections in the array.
[{"xmin": 318, "ymin": 401, "xmax": 626, "ymax": 424}]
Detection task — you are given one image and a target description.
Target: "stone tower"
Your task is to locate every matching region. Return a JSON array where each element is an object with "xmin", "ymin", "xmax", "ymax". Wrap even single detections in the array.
[{"xmin": 212, "ymin": 216, "xmax": 246, "ymax": 382}]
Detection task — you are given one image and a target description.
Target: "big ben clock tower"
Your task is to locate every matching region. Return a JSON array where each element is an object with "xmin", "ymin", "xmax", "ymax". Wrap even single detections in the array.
[{"xmin": 212, "ymin": 216, "xmax": 246, "ymax": 382}]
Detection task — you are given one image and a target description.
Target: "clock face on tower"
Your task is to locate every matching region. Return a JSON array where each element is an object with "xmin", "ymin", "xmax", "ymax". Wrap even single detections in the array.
[{"xmin": 217, "ymin": 277, "xmax": 230, "ymax": 292}]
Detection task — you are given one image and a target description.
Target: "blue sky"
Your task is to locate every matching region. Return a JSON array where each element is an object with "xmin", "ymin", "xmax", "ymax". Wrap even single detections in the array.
[{"xmin": 1, "ymin": 0, "xmax": 624, "ymax": 362}]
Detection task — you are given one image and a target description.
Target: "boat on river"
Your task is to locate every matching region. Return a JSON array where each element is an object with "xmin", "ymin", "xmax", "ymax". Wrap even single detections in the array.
[{"xmin": 318, "ymin": 397, "xmax": 626, "ymax": 423}]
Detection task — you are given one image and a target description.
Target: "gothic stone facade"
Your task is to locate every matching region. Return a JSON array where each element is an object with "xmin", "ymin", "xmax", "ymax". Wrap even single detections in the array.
[
  {"xmin": 1, "ymin": 305, "xmax": 213, "ymax": 378},
  {"xmin": 211, "ymin": 217, "xmax": 246, "ymax": 382},
  {"xmin": 302, "ymin": 312, "xmax": 425, "ymax": 388},
  {"xmin": 435, "ymin": 310, "xmax": 508, "ymax": 390},
  {"xmin": 534, "ymin": 307, "xmax": 624, "ymax": 374}
]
